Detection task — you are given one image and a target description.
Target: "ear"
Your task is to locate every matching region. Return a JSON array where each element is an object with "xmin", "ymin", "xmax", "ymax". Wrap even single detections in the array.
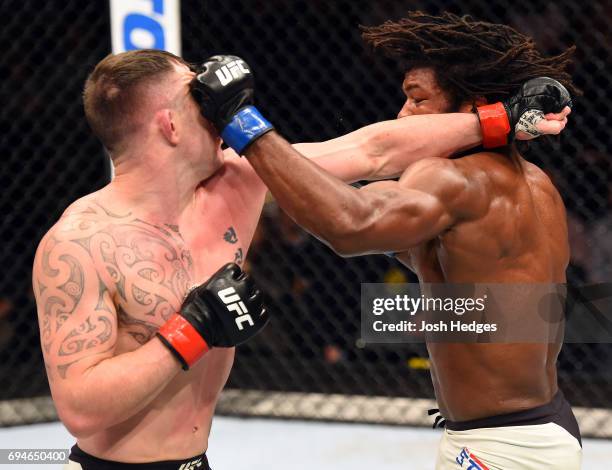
[{"xmin": 156, "ymin": 109, "xmax": 180, "ymax": 146}]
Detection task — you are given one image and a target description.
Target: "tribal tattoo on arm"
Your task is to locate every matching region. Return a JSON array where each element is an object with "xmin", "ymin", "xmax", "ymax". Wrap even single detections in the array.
[
  {"xmin": 33, "ymin": 231, "xmax": 117, "ymax": 381},
  {"xmin": 33, "ymin": 203, "xmax": 194, "ymax": 381}
]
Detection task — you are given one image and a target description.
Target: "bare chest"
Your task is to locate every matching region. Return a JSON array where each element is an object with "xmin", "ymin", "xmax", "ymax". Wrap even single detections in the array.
[
  {"xmin": 83, "ymin": 219, "xmax": 193, "ymax": 346},
  {"xmin": 106, "ymin": 217, "xmax": 248, "ymax": 346}
]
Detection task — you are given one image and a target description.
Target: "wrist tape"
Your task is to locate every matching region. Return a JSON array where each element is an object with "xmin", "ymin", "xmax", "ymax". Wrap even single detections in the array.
[
  {"xmin": 476, "ymin": 102, "xmax": 511, "ymax": 148},
  {"xmin": 221, "ymin": 106, "xmax": 274, "ymax": 154},
  {"xmin": 157, "ymin": 313, "xmax": 210, "ymax": 370}
]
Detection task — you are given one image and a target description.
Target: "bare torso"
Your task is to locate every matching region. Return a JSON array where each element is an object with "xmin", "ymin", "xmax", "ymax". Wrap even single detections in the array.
[
  {"xmin": 51, "ymin": 158, "xmax": 266, "ymax": 461},
  {"xmin": 394, "ymin": 151, "xmax": 569, "ymax": 421},
  {"xmin": 38, "ymin": 136, "xmax": 385, "ymax": 462}
]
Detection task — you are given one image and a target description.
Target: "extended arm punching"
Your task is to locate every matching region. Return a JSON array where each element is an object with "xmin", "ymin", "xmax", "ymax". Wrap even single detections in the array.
[
  {"xmin": 191, "ymin": 55, "xmax": 572, "ymax": 253},
  {"xmin": 295, "ymin": 94, "xmax": 570, "ymax": 183},
  {"xmin": 196, "ymin": 57, "xmax": 570, "ymax": 187},
  {"xmin": 245, "ymin": 132, "xmax": 484, "ymax": 255},
  {"xmin": 223, "ymin": 112, "xmax": 483, "ymax": 199},
  {"xmin": 292, "ymin": 113, "xmax": 483, "ymax": 182}
]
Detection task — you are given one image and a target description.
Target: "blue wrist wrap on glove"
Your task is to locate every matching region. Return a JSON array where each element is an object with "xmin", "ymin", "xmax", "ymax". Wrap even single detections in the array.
[{"xmin": 221, "ymin": 106, "xmax": 274, "ymax": 154}]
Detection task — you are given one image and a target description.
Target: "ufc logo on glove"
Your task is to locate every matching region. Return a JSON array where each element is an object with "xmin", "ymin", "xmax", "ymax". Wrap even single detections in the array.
[
  {"xmin": 218, "ymin": 286, "xmax": 254, "ymax": 329},
  {"xmin": 215, "ymin": 60, "xmax": 251, "ymax": 86}
]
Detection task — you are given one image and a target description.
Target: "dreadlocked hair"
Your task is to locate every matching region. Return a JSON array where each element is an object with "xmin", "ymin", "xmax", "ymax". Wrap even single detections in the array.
[{"xmin": 361, "ymin": 11, "xmax": 579, "ymax": 107}]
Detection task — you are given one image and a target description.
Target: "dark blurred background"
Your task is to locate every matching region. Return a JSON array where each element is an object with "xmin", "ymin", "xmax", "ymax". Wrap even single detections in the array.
[{"xmin": 0, "ymin": 0, "xmax": 611, "ymax": 426}]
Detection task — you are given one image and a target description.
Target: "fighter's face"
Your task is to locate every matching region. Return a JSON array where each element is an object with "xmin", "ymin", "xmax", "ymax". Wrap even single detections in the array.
[
  {"xmin": 397, "ymin": 68, "xmax": 457, "ymax": 118},
  {"xmin": 170, "ymin": 62, "xmax": 224, "ymax": 172}
]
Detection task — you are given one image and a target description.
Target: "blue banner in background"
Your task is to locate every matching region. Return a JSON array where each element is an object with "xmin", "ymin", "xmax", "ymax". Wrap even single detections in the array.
[
  {"xmin": 107, "ymin": 0, "xmax": 181, "ymax": 179},
  {"xmin": 110, "ymin": 0, "xmax": 181, "ymax": 55}
]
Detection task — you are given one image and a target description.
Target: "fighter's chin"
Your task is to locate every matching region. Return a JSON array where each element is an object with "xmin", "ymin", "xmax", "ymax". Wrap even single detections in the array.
[{"xmin": 197, "ymin": 146, "xmax": 225, "ymax": 181}]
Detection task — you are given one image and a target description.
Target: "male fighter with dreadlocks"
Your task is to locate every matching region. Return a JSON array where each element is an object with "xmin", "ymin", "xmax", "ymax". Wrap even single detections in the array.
[{"xmin": 191, "ymin": 11, "xmax": 580, "ymax": 470}]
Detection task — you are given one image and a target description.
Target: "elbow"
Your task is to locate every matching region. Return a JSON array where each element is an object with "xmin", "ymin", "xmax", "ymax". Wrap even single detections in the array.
[
  {"xmin": 54, "ymin": 389, "xmax": 109, "ymax": 439},
  {"xmin": 58, "ymin": 409, "xmax": 102, "ymax": 439}
]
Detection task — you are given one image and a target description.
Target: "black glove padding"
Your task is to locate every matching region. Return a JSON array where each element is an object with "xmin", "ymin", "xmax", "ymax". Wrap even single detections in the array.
[
  {"xmin": 190, "ymin": 55, "xmax": 274, "ymax": 154},
  {"xmin": 157, "ymin": 263, "xmax": 268, "ymax": 370},
  {"xmin": 477, "ymin": 76, "xmax": 572, "ymax": 147},
  {"xmin": 191, "ymin": 55, "xmax": 255, "ymax": 132},
  {"xmin": 181, "ymin": 263, "xmax": 268, "ymax": 347},
  {"xmin": 504, "ymin": 77, "xmax": 572, "ymax": 139}
]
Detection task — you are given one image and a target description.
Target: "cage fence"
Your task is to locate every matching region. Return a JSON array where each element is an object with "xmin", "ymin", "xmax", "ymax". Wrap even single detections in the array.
[{"xmin": 1, "ymin": 0, "xmax": 611, "ymax": 437}]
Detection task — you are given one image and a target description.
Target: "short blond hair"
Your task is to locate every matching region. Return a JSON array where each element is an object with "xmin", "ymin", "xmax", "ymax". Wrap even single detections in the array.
[{"xmin": 83, "ymin": 49, "xmax": 188, "ymax": 151}]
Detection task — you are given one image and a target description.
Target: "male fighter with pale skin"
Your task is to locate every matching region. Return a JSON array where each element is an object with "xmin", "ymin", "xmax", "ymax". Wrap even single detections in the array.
[
  {"xmin": 191, "ymin": 12, "xmax": 580, "ymax": 470},
  {"xmin": 33, "ymin": 43, "xmax": 566, "ymax": 468}
]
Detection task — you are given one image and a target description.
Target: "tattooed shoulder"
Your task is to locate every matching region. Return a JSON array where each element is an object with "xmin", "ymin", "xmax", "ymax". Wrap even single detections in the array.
[
  {"xmin": 33, "ymin": 218, "xmax": 117, "ymax": 380},
  {"xmin": 33, "ymin": 202, "xmax": 195, "ymax": 379}
]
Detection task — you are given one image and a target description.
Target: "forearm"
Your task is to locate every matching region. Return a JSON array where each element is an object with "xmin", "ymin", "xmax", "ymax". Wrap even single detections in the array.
[
  {"xmin": 247, "ymin": 132, "xmax": 368, "ymax": 248},
  {"xmin": 364, "ymin": 113, "xmax": 481, "ymax": 177},
  {"xmin": 294, "ymin": 113, "xmax": 482, "ymax": 180},
  {"xmin": 292, "ymin": 138, "xmax": 372, "ymax": 184},
  {"xmin": 55, "ymin": 338, "xmax": 180, "ymax": 437}
]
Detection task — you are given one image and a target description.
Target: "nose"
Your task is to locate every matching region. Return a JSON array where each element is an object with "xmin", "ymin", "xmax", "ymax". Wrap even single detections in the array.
[{"xmin": 397, "ymin": 100, "xmax": 412, "ymax": 119}]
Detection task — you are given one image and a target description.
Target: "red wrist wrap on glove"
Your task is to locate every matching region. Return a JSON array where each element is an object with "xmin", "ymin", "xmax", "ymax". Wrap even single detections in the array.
[
  {"xmin": 476, "ymin": 102, "xmax": 511, "ymax": 148},
  {"xmin": 157, "ymin": 313, "xmax": 210, "ymax": 370}
]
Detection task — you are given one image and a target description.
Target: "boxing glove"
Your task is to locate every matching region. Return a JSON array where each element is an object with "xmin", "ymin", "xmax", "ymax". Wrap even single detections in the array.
[
  {"xmin": 157, "ymin": 263, "xmax": 268, "ymax": 370},
  {"xmin": 477, "ymin": 77, "xmax": 572, "ymax": 148},
  {"xmin": 191, "ymin": 55, "xmax": 274, "ymax": 154}
]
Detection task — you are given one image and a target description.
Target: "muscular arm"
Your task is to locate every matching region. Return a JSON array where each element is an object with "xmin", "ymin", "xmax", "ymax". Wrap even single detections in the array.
[
  {"xmin": 275, "ymin": 108, "xmax": 567, "ymax": 183},
  {"xmin": 33, "ymin": 229, "xmax": 181, "ymax": 438},
  {"xmin": 225, "ymin": 113, "xmax": 482, "ymax": 186},
  {"xmin": 293, "ymin": 113, "xmax": 482, "ymax": 182},
  {"xmin": 245, "ymin": 132, "xmax": 487, "ymax": 255}
]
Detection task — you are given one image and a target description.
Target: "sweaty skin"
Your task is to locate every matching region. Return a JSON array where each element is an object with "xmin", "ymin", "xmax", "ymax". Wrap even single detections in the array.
[
  {"xmin": 32, "ymin": 64, "xmax": 492, "ymax": 461},
  {"xmin": 244, "ymin": 68, "xmax": 571, "ymax": 422}
]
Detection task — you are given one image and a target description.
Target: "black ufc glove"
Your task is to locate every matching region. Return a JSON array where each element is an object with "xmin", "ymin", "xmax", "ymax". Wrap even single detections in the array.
[
  {"xmin": 191, "ymin": 55, "xmax": 274, "ymax": 154},
  {"xmin": 476, "ymin": 77, "xmax": 572, "ymax": 148},
  {"xmin": 157, "ymin": 263, "xmax": 269, "ymax": 370}
]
